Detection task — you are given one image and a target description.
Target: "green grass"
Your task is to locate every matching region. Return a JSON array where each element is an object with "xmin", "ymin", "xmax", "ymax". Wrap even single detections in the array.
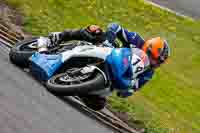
[{"xmin": 5, "ymin": 0, "xmax": 200, "ymax": 132}]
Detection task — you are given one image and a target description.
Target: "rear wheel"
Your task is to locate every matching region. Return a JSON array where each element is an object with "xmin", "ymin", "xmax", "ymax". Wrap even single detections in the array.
[
  {"xmin": 9, "ymin": 39, "xmax": 81, "ymax": 68},
  {"xmin": 46, "ymin": 68, "xmax": 105, "ymax": 96},
  {"xmin": 9, "ymin": 38, "xmax": 38, "ymax": 68}
]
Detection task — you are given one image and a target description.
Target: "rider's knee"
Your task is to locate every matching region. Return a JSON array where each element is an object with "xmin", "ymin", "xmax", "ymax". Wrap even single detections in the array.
[{"xmin": 107, "ymin": 23, "xmax": 121, "ymax": 33}]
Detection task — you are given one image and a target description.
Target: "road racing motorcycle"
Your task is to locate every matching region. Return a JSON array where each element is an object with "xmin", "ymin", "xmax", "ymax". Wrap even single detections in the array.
[{"xmin": 9, "ymin": 37, "xmax": 146, "ymax": 96}]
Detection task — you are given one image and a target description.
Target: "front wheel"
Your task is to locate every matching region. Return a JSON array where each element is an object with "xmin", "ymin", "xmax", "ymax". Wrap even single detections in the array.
[{"xmin": 46, "ymin": 69, "xmax": 106, "ymax": 96}]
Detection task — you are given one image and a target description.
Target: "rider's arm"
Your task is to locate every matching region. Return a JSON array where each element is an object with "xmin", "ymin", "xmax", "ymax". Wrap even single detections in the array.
[
  {"xmin": 60, "ymin": 29, "xmax": 83, "ymax": 41},
  {"xmin": 50, "ymin": 29, "xmax": 90, "ymax": 44},
  {"xmin": 114, "ymin": 65, "xmax": 136, "ymax": 98},
  {"xmin": 62, "ymin": 28, "xmax": 104, "ymax": 42},
  {"xmin": 117, "ymin": 69, "xmax": 154, "ymax": 97},
  {"xmin": 48, "ymin": 30, "xmax": 83, "ymax": 47},
  {"xmin": 133, "ymin": 70, "xmax": 154, "ymax": 91},
  {"xmin": 106, "ymin": 23, "xmax": 145, "ymax": 48},
  {"xmin": 50, "ymin": 26, "xmax": 106, "ymax": 45}
]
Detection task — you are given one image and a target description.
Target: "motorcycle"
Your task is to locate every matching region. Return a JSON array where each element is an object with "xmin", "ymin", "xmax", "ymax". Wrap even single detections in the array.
[{"xmin": 9, "ymin": 37, "xmax": 145, "ymax": 97}]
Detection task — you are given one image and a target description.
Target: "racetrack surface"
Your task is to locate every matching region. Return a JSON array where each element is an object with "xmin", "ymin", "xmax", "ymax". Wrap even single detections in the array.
[
  {"xmin": 148, "ymin": 0, "xmax": 200, "ymax": 19},
  {"xmin": 0, "ymin": 43, "xmax": 113, "ymax": 133}
]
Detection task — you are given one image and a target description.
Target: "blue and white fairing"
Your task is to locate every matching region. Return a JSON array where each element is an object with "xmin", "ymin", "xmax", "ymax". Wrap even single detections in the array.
[
  {"xmin": 30, "ymin": 53, "xmax": 63, "ymax": 80},
  {"xmin": 105, "ymin": 48, "xmax": 133, "ymax": 90},
  {"xmin": 105, "ymin": 48, "xmax": 151, "ymax": 97},
  {"xmin": 30, "ymin": 43, "xmax": 151, "ymax": 97},
  {"xmin": 30, "ymin": 45, "xmax": 113, "ymax": 81}
]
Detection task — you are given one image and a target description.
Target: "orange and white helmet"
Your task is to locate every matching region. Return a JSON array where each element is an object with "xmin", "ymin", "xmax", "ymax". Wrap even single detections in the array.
[{"xmin": 142, "ymin": 37, "xmax": 170, "ymax": 65}]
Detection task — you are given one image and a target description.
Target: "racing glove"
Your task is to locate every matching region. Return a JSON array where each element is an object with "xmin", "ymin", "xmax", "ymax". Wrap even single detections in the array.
[
  {"xmin": 116, "ymin": 79, "xmax": 139, "ymax": 98},
  {"xmin": 102, "ymin": 40, "xmax": 114, "ymax": 48},
  {"xmin": 117, "ymin": 88, "xmax": 134, "ymax": 98}
]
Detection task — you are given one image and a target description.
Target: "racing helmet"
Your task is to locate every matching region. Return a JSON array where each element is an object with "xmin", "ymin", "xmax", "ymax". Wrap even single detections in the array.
[{"xmin": 142, "ymin": 37, "xmax": 170, "ymax": 65}]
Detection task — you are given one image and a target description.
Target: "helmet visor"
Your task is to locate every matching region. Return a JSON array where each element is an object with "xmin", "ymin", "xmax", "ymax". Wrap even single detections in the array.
[{"xmin": 158, "ymin": 40, "xmax": 170, "ymax": 64}]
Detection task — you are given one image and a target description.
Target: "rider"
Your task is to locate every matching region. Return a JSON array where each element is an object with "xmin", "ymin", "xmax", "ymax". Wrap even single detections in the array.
[{"xmin": 38, "ymin": 23, "xmax": 170, "ymax": 110}]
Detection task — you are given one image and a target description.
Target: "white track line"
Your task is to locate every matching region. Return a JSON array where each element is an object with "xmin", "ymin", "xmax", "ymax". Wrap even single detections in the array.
[{"xmin": 144, "ymin": 0, "xmax": 194, "ymax": 20}]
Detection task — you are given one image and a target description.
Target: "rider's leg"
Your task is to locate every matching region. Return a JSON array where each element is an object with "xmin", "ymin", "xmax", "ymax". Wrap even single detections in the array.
[{"xmin": 57, "ymin": 24, "xmax": 105, "ymax": 44}]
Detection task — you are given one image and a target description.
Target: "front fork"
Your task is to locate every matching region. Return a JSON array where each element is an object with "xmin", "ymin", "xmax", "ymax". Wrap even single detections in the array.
[{"xmin": 82, "ymin": 64, "xmax": 113, "ymax": 97}]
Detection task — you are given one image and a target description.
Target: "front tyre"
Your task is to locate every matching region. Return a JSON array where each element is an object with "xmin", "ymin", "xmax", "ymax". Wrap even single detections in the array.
[{"xmin": 46, "ymin": 70, "xmax": 105, "ymax": 96}]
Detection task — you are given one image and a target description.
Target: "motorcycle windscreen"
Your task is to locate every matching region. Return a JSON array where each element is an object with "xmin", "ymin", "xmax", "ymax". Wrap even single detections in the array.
[
  {"xmin": 30, "ymin": 52, "xmax": 63, "ymax": 80},
  {"xmin": 106, "ymin": 48, "xmax": 132, "ymax": 89}
]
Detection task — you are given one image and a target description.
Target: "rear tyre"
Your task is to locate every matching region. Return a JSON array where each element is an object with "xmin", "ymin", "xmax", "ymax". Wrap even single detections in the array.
[
  {"xmin": 46, "ymin": 69, "xmax": 105, "ymax": 96},
  {"xmin": 9, "ymin": 38, "xmax": 38, "ymax": 68}
]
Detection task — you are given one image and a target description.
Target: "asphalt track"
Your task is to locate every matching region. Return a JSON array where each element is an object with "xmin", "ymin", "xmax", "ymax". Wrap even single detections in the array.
[
  {"xmin": 0, "ymin": 43, "xmax": 113, "ymax": 133},
  {"xmin": 148, "ymin": 0, "xmax": 200, "ymax": 19}
]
